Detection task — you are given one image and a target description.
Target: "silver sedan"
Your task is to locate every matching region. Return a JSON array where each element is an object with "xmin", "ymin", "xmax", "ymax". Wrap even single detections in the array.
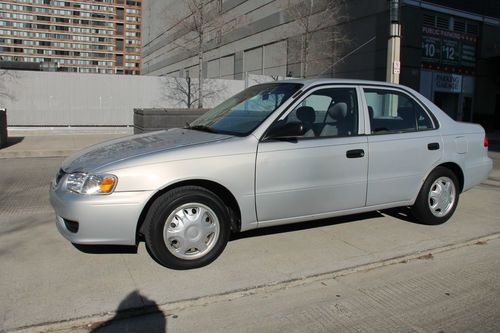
[{"xmin": 49, "ymin": 79, "xmax": 492, "ymax": 269}]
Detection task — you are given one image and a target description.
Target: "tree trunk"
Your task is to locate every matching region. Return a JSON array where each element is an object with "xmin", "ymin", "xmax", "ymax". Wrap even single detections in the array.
[
  {"xmin": 303, "ymin": 35, "xmax": 309, "ymax": 78},
  {"xmin": 197, "ymin": 39, "xmax": 203, "ymax": 109},
  {"xmin": 302, "ymin": 0, "xmax": 313, "ymax": 78}
]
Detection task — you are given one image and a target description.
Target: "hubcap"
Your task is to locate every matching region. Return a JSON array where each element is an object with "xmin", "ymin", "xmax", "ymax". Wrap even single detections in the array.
[
  {"xmin": 163, "ymin": 203, "xmax": 220, "ymax": 260},
  {"xmin": 428, "ymin": 176, "xmax": 456, "ymax": 217}
]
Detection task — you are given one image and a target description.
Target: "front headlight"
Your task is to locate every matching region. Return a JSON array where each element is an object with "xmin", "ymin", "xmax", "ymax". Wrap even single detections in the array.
[{"xmin": 65, "ymin": 173, "xmax": 118, "ymax": 195}]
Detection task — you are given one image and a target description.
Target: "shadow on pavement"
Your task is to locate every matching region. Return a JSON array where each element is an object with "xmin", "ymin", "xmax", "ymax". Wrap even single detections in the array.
[
  {"xmin": 381, "ymin": 206, "xmax": 420, "ymax": 224},
  {"xmin": 231, "ymin": 211, "xmax": 384, "ymax": 241},
  {"xmin": 90, "ymin": 290, "xmax": 166, "ymax": 333},
  {"xmin": 4, "ymin": 136, "xmax": 24, "ymax": 148},
  {"xmin": 231, "ymin": 206, "xmax": 425, "ymax": 241}
]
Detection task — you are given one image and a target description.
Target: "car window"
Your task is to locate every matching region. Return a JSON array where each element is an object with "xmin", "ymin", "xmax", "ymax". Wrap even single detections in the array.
[
  {"xmin": 416, "ymin": 105, "xmax": 434, "ymax": 130},
  {"xmin": 190, "ymin": 83, "xmax": 302, "ymax": 136},
  {"xmin": 364, "ymin": 89, "xmax": 434, "ymax": 134},
  {"xmin": 282, "ymin": 87, "xmax": 358, "ymax": 138}
]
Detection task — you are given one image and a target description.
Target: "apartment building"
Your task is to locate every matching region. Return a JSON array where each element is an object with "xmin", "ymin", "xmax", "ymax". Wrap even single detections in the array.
[{"xmin": 0, "ymin": 0, "xmax": 142, "ymax": 74}]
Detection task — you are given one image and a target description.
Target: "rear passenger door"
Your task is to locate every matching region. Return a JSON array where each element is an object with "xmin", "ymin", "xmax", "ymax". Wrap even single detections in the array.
[{"xmin": 363, "ymin": 87, "xmax": 442, "ymax": 206}]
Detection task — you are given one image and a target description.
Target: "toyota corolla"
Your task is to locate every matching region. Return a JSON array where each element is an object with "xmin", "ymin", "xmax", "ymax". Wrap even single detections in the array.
[{"xmin": 49, "ymin": 79, "xmax": 492, "ymax": 269}]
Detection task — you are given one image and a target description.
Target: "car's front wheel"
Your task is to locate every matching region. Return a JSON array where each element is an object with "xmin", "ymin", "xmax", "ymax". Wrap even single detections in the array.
[
  {"xmin": 411, "ymin": 166, "xmax": 460, "ymax": 225},
  {"xmin": 143, "ymin": 186, "xmax": 230, "ymax": 269}
]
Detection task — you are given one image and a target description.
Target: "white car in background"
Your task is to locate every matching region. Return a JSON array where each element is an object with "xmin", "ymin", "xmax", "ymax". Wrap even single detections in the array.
[{"xmin": 50, "ymin": 79, "xmax": 492, "ymax": 269}]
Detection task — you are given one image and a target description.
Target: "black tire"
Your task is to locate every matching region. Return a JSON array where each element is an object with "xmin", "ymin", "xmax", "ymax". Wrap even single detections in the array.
[
  {"xmin": 143, "ymin": 186, "xmax": 230, "ymax": 269},
  {"xmin": 411, "ymin": 166, "xmax": 460, "ymax": 225}
]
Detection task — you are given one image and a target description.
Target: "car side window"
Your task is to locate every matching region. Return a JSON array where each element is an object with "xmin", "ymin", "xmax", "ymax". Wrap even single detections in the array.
[
  {"xmin": 284, "ymin": 87, "xmax": 359, "ymax": 138},
  {"xmin": 364, "ymin": 89, "xmax": 434, "ymax": 134},
  {"xmin": 416, "ymin": 105, "xmax": 434, "ymax": 130}
]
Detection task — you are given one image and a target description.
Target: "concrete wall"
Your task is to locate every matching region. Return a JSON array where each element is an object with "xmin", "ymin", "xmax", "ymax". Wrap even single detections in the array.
[
  {"xmin": 0, "ymin": 70, "xmax": 245, "ymax": 126},
  {"xmin": 141, "ymin": 0, "xmax": 359, "ymax": 79}
]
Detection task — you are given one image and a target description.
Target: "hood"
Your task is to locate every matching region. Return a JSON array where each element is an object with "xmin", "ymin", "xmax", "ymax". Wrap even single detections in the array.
[{"xmin": 62, "ymin": 128, "xmax": 232, "ymax": 173}]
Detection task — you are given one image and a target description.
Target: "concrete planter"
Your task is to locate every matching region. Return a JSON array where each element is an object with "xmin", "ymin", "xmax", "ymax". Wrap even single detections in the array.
[
  {"xmin": 133, "ymin": 108, "xmax": 209, "ymax": 134},
  {"xmin": 0, "ymin": 108, "xmax": 7, "ymax": 148}
]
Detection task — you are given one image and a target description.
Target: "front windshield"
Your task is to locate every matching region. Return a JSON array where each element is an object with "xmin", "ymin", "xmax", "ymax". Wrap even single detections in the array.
[{"xmin": 189, "ymin": 82, "xmax": 302, "ymax": 136}]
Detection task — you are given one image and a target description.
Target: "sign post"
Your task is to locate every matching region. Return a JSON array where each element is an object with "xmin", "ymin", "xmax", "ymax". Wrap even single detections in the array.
[
  {"xmin": 386, "ymin": 0, "xmax": 401, "ymax": 83},
  {"xmin": 0, "ymin": 108, "xmax": 7, "ymax": 149}
]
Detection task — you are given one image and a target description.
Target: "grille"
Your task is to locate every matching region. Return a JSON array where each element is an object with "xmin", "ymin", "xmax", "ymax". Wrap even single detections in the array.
[
  {"xmin": 454, "ymin": 20, "xmax": 466, "ymax": 33},
  {"xmin": 437, "ymin": 16, "xmax": 449, "ymax": 30},
  {"xmin": 423, "ymin": 14, "xmax": 435, "ymax": 27}
]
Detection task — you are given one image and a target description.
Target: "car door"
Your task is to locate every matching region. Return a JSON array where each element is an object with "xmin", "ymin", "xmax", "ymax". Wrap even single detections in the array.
[
  {"xmin": 255, "ymin": 86, "xmax": 368, "ymax": 223},
  {"xmin": 362, "ymin": 86, "xmax": 442, "ymax": 206}
]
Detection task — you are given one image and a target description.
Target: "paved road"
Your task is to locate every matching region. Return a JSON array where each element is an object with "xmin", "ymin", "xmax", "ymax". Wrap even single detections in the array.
[
  {"xmin": 1, "ymin": 155, "xmax": 499, "ymax": 332},
  {"xmin": 79, "ymin": 237, "xmax": 500, "ymax": 333}
]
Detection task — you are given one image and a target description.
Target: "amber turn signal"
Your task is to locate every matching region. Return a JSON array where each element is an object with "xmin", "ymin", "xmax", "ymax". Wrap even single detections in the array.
[{"xmin": 100, "ymin": 177, "xmax": 117, "ymax": 193}]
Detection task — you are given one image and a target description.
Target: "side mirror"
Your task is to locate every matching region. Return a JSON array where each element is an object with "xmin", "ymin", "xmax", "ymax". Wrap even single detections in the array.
[{"xmin": 266, "ymin": 121, "xmax": 304, "ymax": 140}]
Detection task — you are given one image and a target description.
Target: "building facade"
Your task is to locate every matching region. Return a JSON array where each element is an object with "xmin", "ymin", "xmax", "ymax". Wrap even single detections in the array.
[
  {"xmin": 141, "ymin": 0, "xmax": 500, "ymax": 129},
  {"xmin": 396, "ymin": 0, "xmax": 500, "ymax": 130},
  {"xmin": 142, "ymin": 0, "xmax": 345, "ymax": 79},
  {"xmin": 0, "ymin": 0, "xmax": 142, "ymax": 74}
]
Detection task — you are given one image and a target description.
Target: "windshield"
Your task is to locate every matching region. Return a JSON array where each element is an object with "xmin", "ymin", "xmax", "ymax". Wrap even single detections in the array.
[{"xmin": 189, "ymin": 82, "xmax": 303, "ymax": 136}]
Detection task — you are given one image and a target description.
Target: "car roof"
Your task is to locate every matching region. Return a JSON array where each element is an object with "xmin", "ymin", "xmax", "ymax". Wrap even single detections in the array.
[{"xmin": 269, "ymin": 78, "xmax": 404, "ymax": 90}]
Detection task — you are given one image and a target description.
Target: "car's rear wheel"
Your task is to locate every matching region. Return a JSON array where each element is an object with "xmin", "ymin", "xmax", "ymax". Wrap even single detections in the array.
[
  {"xmin": 411, "ymin": 166, "xmax": 459, "ymax": 225},
  {"xmin": 144, "ymin": 186, "xmax": 230, "ymax": 269}
]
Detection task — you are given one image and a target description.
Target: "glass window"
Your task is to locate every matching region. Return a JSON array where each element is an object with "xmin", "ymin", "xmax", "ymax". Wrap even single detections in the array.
[
  {"xmin": 416, "ymin": 105, "xmax": 434, "ymax": 130},
  {"xmin": 364, "ymin": 89, "xmax": 434, "ymax": 134},
  {"xmin": 189, "ymin": 83, "xmax": 302, "ymax": 136},
  {"xmin": 280, "ymin": 87, "xmax": 358, "ymax": 138}
]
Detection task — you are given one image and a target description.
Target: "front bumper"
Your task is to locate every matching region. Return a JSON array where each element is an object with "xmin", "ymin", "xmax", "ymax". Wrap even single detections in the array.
[{"xmin": 49, "ymin": 185, "xmax": 154, "ymax": 245}]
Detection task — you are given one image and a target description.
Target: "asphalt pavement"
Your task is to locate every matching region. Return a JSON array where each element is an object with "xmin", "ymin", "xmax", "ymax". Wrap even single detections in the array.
[
  {"xmin": 72, "ymin": 236, "xmax": 500, "ymax": 333},
  {"xmin": 0, "ymin": 134, "xmax": 499, "ymax": 332}
]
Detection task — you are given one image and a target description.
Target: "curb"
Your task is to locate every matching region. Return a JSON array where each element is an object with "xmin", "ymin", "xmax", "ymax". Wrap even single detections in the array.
[{"xmin": 6, "ymin": 232, "xmax": 500, "ymax": 333}]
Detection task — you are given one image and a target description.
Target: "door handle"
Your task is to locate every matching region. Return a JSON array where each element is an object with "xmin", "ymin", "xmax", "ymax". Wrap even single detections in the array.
[
  {"xmin": 428, "ymin": 142, "xmax": 440, "ymax": 150},
  {"xmin": 346, "ymin": 149, "xmax": 365, "ymax": 158}
]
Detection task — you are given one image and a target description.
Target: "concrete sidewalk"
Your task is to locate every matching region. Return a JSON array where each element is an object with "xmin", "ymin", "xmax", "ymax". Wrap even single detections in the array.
[
  {"xmin": 0, "ymin": 132, "xmax": 129, "ymax": 158},
  {"xmin": 1, "ymin": 156, "xmax": 500, "ymax": 332}
]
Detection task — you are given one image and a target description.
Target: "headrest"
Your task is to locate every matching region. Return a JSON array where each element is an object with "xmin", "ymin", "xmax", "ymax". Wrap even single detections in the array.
[
  {"xmin": 327, "ymin": 102, "xmax": 347, "ymax": 120},
  {"xmin": 296, "ymin": 106, "xmax": 316, "ymax": 123}
]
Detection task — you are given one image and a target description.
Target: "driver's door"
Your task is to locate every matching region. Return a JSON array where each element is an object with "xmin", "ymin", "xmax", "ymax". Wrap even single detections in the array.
[{"xmin": 255, "ymin": 86, "xmax": 368, "ymax": 224}]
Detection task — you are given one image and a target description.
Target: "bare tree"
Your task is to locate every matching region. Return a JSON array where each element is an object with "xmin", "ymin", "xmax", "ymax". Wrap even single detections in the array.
[
  {"xmin": 286, "ymin": 0, "xmax": 349, "ymax": 78},
  {"xmin": 166, "ymin": 0, "xmax": 224, "ymax": 109},
  {"xmin": 0, "ymin": 69, "xmax": 15, "ymax": 101},
  {"xmin": 163, "ymin": 76, "xmax": 225, "ymax": 109}
]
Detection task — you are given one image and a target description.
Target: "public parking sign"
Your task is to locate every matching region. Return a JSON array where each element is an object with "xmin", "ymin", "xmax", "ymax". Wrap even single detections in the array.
[{"xmin": 421, "ymin": 26, "xmax": 477, "ymax": 70}]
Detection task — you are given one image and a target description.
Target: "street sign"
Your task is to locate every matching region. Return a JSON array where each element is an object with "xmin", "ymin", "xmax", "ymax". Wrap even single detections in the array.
[
  {"xmin": 421, "ymin": 26, "xmax": 477, "ymax": 70},
  {"xmin": 393, "ymin": 61, "xmax": 401, "ymax": 74}
]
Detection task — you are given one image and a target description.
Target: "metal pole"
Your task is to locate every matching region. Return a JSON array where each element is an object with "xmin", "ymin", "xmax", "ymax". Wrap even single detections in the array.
[
  {"xmin": 0, "ymin": 108, "xmax": 7, "ymax": 149},
  {"xmin": 386, "ymin": 0, "xmax": 401, "ymax": 83}
]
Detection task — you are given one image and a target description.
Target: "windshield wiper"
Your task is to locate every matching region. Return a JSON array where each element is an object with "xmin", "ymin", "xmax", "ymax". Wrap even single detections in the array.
[{"xmin": 189, "ymin": 125, "xmax": 217, "ymax": 133}]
